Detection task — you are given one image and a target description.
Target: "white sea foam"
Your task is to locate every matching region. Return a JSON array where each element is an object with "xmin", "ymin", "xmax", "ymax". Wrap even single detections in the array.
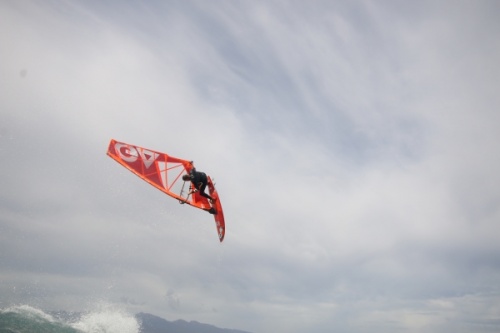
[
  {"xmin": 70, "ymin": 303, "xmax": 140, "ymax": 333},
  {"xmin": 1, "ymin": 304, "xmax": 56, "ymax": 323},
  {"xmin": 0, "ymin": 303, "xmax": 140, "ymax": 333}
]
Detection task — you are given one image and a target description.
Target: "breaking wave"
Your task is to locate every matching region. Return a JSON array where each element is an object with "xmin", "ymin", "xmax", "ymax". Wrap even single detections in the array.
[{"xmin": 0, "ymin": 304, "xmax": 140, "ymax": 333}]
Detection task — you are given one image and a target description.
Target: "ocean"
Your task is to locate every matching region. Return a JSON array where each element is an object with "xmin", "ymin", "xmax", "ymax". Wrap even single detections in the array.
[{"xmin": 0, "ymin": 305, "xmax": 140, "ymax": 333}]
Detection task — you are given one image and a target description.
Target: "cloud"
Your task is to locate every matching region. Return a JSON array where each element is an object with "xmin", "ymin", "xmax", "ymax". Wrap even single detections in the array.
[{"xmin": 1, "ymin": 1, "xmax": 500, "ymax": 333}]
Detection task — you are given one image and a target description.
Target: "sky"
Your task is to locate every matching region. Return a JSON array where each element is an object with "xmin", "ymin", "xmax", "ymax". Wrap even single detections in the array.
[{"xmin": 1, "ymin": 1, "xmax": 500, "ymax": 332}]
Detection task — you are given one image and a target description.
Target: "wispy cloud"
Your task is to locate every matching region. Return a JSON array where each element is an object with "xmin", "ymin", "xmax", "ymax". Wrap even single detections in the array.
[{"xmin": 1, "ymin": 1, "xmax": 500, "ymax": 332}]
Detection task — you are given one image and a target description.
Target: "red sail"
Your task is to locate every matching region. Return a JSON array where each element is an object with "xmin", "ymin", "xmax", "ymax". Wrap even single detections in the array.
[{"xmin": 107, "ymin": 139, "xmax": 225, "ymax": 242}]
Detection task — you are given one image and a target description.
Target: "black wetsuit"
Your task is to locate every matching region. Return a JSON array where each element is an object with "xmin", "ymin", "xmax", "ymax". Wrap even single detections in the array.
[{"xmin": 188, "ymin": 168, "xmax": 213, "ymax": 200}]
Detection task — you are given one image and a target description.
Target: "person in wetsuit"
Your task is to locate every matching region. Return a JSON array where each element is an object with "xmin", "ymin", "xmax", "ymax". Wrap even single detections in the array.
[{"xmin": 182, "ymin": 167, "xmax": 215, "ymax": 202}]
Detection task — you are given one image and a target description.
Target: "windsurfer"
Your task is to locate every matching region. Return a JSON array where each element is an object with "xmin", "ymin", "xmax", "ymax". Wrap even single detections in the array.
[{"xmin": 182, "ymin": 167, "xmax": 215, "ymax": 203}]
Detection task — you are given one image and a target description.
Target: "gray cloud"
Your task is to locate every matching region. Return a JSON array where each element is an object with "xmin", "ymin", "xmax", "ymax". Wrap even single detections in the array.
[{"xmin": 1, "ymin": 1, "xmax": 500, "ymax": 333}]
